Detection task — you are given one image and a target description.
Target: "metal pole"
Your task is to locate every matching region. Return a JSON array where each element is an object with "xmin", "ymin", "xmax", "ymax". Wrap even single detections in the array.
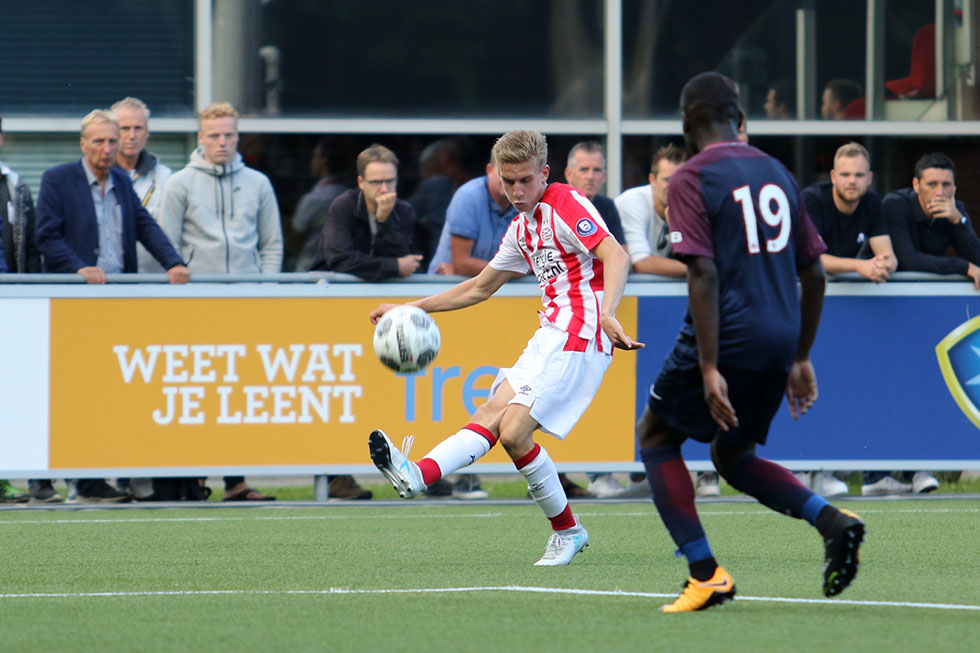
[{"xmin": 604, "ymin": 0, "xmax": 623, "ymax": 197}]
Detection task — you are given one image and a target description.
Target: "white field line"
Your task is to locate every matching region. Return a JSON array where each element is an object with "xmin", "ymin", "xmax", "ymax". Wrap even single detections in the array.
[
  {"xmin": 0, "ymin": 506, "xmax": 976, "ymax": 526},
  {"xmin": 0, "ymin": 585, "xmax": 976, "ymax": 611}
]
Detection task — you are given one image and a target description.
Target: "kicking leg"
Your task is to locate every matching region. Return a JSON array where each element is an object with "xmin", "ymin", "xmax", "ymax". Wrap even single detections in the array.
[
  {"xmin": 368, "ymin": 380, "xmax": 510, "ymax": 498},
  {"xmin": 637, "ymin": 406, "xmax": 735, "ymax": 612}
]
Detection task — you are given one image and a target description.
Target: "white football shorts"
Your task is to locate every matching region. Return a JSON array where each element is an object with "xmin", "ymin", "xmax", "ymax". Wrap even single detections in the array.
[{"xmin": 490, "ymin": 321, "xmax": 612, "ymax": 439}]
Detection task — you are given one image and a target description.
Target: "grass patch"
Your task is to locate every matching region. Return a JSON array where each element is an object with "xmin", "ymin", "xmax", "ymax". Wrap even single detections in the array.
[{"xmin": 0, "ymin": 500, "xmax": 977, "ymax": 649}]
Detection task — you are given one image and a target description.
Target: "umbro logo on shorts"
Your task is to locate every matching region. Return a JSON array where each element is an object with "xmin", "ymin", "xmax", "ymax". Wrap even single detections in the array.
[{"xmin": 519, "ymin": 385, "xmax": 533, "ymax": 394}]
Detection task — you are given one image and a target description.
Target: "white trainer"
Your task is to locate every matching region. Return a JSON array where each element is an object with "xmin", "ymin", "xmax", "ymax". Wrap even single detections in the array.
[
  {"xmin": 695, "ymin": 472, "xmax": 721, "ymax": 497},
  {"xmin": 912, "ymin": 471, "xmax": 939, "ymax": 494},
  {"xmin": 620, "ymin": 478, "xmax": 653, "ymax": 498},
  {"xmin": 369, "ymin": 430, "xmax": 425, "ymax": 499},
  {"xmin": 534, "ymin": 517, "xmax": 589, "ymax": 566},
  {"xmin": 814, "ymin": 472, "xmax": 849, "ymax": 497},
  {"xmin": 861, "ymin": 475, "xmax": 912, "ymax": 496},
  {"xmin": 587, "ymin": 474, "xmax": 625, "ymax": 498}
]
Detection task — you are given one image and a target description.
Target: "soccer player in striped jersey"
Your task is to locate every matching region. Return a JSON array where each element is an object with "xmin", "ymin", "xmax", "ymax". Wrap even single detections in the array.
[
  {"xmin": 639, "ymin": 72, "xmax": 865, "ymax": 612},
  {"xmin": 369, "ymin": 129, "xmax": 643, "ymax": 566}
]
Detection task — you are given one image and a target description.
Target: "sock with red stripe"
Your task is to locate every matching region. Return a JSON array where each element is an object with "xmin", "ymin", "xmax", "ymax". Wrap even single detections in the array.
[
  {"xmin": 640, "ymin": 445, "xmax": 714, "ymax": 568},
  {"xmin": 417, "ymin": 423, "xmax": 497, "ymax": 486},
  {"xmin": 514, "ymin": 443, "xmax": 574, "ymax": 530}
]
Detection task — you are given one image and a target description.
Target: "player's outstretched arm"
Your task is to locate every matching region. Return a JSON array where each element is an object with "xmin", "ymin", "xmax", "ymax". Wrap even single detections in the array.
[
  {"xmin": 368, "ymin": 265, "xmax": 521, "ymax": 324},
  {"xmin": 594, "ymin": 237, "xmax": 644, "ymax": 350},
  {"xmin": 687, "ymin": 255, "xmax": 737, "ymax": 431}
]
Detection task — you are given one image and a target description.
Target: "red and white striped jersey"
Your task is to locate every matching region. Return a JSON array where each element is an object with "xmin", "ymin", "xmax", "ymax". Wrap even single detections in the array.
[{"xmin": 490, "ymin": 183, "xmax": 612, "ymax": 352}]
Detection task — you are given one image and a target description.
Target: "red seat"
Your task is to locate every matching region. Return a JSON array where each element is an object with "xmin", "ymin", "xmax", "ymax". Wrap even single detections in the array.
[
  {"xmin": 842, "ymin": 97, "xmax": 866, "ymax": 119},
  {"xmin": 886, "ymin": 24, "xmax": 936, "ymax": 98}
]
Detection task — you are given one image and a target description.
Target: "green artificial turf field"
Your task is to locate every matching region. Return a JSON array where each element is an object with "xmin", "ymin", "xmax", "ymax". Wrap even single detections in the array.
[{"xmin": 1, "ymin": 498, "xmax": 977, "ymax": 650}]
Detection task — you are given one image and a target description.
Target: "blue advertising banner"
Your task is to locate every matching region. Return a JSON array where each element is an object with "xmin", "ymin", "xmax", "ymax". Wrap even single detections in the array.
[{"xmin": 635, "ymin": 292, "xmax": 980, "ymax": 469}]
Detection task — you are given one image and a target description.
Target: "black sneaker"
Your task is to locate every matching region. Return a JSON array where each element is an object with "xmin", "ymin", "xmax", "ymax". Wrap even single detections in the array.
[
  {"xmin": 823, "ymin": 509, "xmax": 865, "ymax": 597},
  {"xmin": 77, "ymin": 480, "xmax": 132, "ymax": 503},
  {"xmin": 29, "ymin": 485, "xmax": 64, "ymax": 503},
  {"xmin": 451, "ymin": 475, "xmax": 489, "ymax": 500},
  {"xmin": 422, "ymin": 478, "xmax": 453, "ymax": 498}
]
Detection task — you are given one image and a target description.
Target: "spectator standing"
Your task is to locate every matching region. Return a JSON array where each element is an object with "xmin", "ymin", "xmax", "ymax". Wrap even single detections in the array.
[
  {"xmin": 35, "ymin": 109, "xmax": 190, "ymax": 502},
  {"xmin": 2, "ymin": 117, "xmax": 50, "ymax": 501},
  {"xmin": 612, "ymin": 145, "xmax": 721, "ymax": 499},
  {"xmin": 426, "ymin": 156, "xmax": 525, "ymax": 500},
  {"xmin": 292, "ymin": 138, "xmax": 348, "ymax": 272},
  {"xmin": 111, "ymin": 97, "xmax": 173, "ymax": 274},
  {"xmin": 157, "ymin": 102, "xmax": 283, "ymax": 501},
  {"xmin": 158, "ymin": 103, "xmax": 283, "ymax": 276},
  {"xmin": 802, "ymin": 142, "xmax": 897, "ymax": 497},
  {"xmin": 310, "ymin": 144, "xmax": 421, "ymax": 280},
  {"xmin": 1, "ymin": 116, "xmax": 41, "ymax": 275},
  {"xmin": 878, "ymin": 152, "xmax": 975, "ymax": 496}
]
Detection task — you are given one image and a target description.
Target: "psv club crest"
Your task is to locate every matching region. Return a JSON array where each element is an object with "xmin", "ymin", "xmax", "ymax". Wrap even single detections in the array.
[{"xmin": 936, "ymin": 315, "xmax": 980, "ymax": 429}]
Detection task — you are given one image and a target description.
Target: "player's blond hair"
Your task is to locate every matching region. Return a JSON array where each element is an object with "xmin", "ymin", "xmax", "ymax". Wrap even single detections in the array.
[
  {"xmin": 834, "ymin": 142, "xmax": 870, "ymax": 166},
  {"xmin": 80, "ymin": 109, "xmax": 118, "ymax": 138},
  {"xmin": 492, "ymin": 130, "xmax": 548, "ymax": 170},
  {"xmin": 198, "ymin": 102, "xmax": 239, "ymax": 122},
  {"xmin": 110, "ymin": 97, "xmax": 150, "ymax": 121}
]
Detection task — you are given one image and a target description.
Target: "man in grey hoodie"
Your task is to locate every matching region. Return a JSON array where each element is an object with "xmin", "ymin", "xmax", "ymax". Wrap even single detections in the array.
[
  {"xmin": 157, "ymin": 102, "xmax": 283, "ymax": 501},
  {"xmin": 158, "ymin": 102, "xmax": 283, "ymax": 275}
]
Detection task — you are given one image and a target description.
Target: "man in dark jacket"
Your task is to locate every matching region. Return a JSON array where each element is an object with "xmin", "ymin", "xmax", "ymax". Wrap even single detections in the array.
[
  {"xmin": 884, "ymin": 151, "xmax": 980, "ymax": 288},
  {"xmin": 1, "ymin": 122, "xmax": 41, "ymax": 274},
  {"xmin": 311, "ymin": 143, "xmax": 420, "ymax": 281},
  {"xmin": 35, "ymin": 109, "xmax": 188, "ymax": 284}
]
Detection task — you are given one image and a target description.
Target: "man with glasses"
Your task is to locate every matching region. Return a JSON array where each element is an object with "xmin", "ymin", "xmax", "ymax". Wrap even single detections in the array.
[{"xmin": 311, "ymin": 143, "xmax": 421, "ymax": 280}]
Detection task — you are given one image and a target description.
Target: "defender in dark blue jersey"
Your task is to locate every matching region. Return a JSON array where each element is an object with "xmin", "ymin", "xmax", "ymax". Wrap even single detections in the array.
[{"xmin": 639, "ymin": 72, "xmax": 866, "ymax": 612}]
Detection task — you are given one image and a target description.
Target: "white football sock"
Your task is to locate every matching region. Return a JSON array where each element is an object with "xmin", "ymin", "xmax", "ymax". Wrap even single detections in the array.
[
  {"xmin": 517, "ymin": 444, "xmax": 567, "ymax": 519},
  {"xmin": 423, "ymin": 427, "xmax": 493, "ymax": 477}
]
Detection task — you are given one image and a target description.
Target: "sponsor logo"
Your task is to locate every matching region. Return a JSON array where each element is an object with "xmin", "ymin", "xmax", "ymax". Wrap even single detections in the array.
[
  {"xmin": 576, "ymin": 218, "xmax": 598, "ymax": 237},
  {"xmin": 936, "ymin": 315, "xmax": 980, "ymax": 430}
]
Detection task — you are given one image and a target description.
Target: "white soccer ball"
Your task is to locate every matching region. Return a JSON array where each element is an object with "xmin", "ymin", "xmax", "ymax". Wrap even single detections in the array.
[{"xmin": 373, "ymin": 305, "xmax": 441, "ymax": 373}]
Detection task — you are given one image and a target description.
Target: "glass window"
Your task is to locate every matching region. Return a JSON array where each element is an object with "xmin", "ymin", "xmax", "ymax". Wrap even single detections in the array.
[
  {"xmin": 257, "ymin": 0, "xmax": 604, "ymax": 117},
  {"xmin": 0, "ymin": 0, "xmax": 195, "ymax": 116},
  {"xmin": 623, "ymin": 0, "xmax": 798, "ymax": 119}
]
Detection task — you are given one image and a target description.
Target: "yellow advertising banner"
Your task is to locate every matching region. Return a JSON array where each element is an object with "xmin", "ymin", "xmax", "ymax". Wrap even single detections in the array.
[{"xmin": 48, "ymin": 297, "xmax": 638, "ymax": 469}]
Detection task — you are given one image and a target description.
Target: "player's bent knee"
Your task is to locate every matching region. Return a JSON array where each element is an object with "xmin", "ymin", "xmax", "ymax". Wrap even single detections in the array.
[
  {"xmin": 498, "ymin": 427, "xmax": 535, "ymax": 460},
  {"xmin": 637, "ymin": 407, "xmax": 679, "ymax": 450}
]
